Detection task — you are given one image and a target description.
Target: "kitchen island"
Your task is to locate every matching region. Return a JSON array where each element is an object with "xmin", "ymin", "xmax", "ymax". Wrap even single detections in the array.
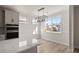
[{"xmin": 17, "ymin": 43, "xmax": 39, "ymax": 53}]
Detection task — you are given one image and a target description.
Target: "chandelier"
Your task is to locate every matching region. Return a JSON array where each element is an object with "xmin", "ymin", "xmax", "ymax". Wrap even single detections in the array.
[{"xmin": 35, "ymin": 8, "xmax": 48, "ymax": 22}]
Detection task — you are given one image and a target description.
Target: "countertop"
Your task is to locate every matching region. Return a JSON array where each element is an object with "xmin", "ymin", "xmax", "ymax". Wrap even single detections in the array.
[
  {"xmin": 17, "ymin": 43, "xmax": 39, "ymax": 53},
  {"xmin": 0, "ymin": 38, "xmax": 40, "ymax": 53}
]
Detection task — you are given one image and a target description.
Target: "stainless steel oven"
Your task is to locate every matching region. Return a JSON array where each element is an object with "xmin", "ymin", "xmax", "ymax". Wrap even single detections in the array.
[{"xmin": 5, "ymin": 24, "xmax": 19, "ymax": 40}]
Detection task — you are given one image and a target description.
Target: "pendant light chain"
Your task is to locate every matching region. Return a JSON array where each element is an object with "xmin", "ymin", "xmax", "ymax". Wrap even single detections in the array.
[{"xmin": 36, "ymin": 8, "xmax": 47, "ymax": 22}]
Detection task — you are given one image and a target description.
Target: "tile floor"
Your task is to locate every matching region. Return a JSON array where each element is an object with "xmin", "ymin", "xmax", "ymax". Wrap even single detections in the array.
[{"xmin": 37, "ymin": 39, "xmax": 70, "ymax": 53}]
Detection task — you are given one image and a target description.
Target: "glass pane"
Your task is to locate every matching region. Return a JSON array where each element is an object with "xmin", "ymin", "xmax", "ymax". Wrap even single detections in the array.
[{"xmin": 44, "ymin": 16, "xmax": 61, "ymax": 32}]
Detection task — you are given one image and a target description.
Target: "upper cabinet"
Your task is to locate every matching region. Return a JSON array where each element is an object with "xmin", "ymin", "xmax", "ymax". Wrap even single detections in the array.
[
  {"xmin": 0, "ymin": 9, "xmax": 5, "ymax": 27},
  {"xmin": 12, "ymin": 11, "xmax": 19, "ymax": 24},
  {"xmin": 5, "ymin": 10, "xmax": 19, "ymax": 25}
]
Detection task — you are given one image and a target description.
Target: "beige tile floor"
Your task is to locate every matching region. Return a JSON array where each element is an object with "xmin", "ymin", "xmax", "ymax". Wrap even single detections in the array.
[{"xmin": 37, "ymin": 39, "xmax": 70, "ymax": 53}]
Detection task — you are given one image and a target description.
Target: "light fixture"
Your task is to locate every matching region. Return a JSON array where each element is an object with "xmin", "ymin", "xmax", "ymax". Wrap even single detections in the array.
[{"xmin": 35, "ymin": 8, "xmax": 48, "ymax": 22}]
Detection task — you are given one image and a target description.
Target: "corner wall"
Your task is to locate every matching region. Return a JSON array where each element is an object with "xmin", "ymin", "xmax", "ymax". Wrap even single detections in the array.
[{"xmin": 41, "ymin": 6, "xmax": 69, "ymax": 46}]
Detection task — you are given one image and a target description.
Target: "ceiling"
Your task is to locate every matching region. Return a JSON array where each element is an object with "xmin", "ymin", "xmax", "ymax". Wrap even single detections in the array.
[{"xmin": 0, "ymin": 5, "xmax": 69, "ymax": 16}]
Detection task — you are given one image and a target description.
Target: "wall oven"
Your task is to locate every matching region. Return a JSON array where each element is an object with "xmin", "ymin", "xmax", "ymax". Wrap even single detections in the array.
[{"xmin": 5, "ymin": 24, "xmax": 19, "ymax": 40}]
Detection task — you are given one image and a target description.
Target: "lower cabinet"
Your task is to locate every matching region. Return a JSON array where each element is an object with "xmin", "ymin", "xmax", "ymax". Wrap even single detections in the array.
[{"xmin": 0, "ymin": 34, "xmax": 5, "ymax": 41}]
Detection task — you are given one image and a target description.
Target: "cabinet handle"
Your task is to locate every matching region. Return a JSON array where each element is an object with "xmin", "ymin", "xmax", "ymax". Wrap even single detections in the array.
[{"xmin": 12, "ymin": 18, "xmax": 14, "ymax": 22}]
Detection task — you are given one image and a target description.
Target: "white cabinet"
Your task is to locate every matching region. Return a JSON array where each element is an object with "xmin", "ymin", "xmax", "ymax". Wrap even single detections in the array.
[
  {"xmin": 0, "ymin": 9, "xmax": 19, "ymax": 41},
  {"xmin": 12, "ymin": 12, "xmax": 19, "ymax": 24},
  {"xmin": 5, "ymin": 10, "xmax": 19, "ymax": 24}
]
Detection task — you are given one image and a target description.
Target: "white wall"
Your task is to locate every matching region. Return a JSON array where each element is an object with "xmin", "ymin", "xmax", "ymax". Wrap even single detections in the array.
[
  {"xmin": 41, "ymin": 7, "xmax": 70, "ymax": 46},
  {"xmin": 19, "ymin": 16, "xmax": 33, "ymax": 46}
]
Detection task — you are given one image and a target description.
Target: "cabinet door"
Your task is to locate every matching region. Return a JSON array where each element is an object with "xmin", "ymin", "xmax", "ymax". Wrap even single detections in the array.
[
  {"xmin": 12, "ymin": 12, "xmax": 19, "ymax": 24},
  {"xmin": 5, "ymin": 10, "xmax": 13, "ymax": 24},
  {"xmin": 5, "ymin": 10, "xmax": 19, "ymax": 25},
  {"xmin": 0, "ymin": 10, "xmax": 4, "ymax": 27}
]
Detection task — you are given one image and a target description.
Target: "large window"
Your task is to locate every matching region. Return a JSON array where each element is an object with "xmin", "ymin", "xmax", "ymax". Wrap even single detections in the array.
[{"xmin": 44, "ymin": 16, "xmax": 61, "ymax": 33}]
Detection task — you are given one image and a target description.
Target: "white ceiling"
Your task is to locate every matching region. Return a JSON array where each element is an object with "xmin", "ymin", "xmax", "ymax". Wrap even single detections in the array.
[{"xmin": 0, "ymin": 5, "xmax": 69, "ymax": 16}]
